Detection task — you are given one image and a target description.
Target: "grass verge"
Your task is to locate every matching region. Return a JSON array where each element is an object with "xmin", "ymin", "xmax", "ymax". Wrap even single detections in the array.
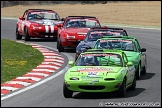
[{"xmin": 1, "ymin": 39, "xmax": 44, "ymax": 83}]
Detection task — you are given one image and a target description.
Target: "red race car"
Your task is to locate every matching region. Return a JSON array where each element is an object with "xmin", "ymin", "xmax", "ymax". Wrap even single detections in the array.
[
  {"xmin": 16, "ymin": 9, "xmax": 62, "ymax": 41},
  {"xmin": 56, "ymin": 16, "xmax": 102, "ymax": 52}
]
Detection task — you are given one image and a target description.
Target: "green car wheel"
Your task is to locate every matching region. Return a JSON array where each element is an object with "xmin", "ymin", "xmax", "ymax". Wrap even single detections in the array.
[
  {"xmin": 141, "ymin": 59, "xmax": 147, "ymax": 75},
  {"xmin": 136, "ymin": 64, "xmax": 141, "ymax": 79},
  {"xmin": 117, "ymin": 78, "xmax": 126, "ymax": 97},
  {"xmin": 129, "ymin": 77, "xmax": 136, "ymax": 90},
  {"xmin": 63, "ymin": 82, "xmax": 73, "ymax": 98}
]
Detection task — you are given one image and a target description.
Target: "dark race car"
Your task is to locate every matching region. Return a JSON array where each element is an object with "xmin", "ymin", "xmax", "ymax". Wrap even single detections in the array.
[
  {"xmin": 75, "ymin": 27, "xmax": 128, "ymax": 60},
  {"xmin": 56, "ymin": 16, "xmax": 102, "ymax": 52},
  {"xmin": 16, "ymin": 9, "xmax": 62, "ymax": 41}
]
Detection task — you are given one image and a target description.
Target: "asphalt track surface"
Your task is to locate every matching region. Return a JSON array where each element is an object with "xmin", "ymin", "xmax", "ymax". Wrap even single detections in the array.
[{"xmin": 1, "ymin": 19, "xmax": 161, "ymax": 107}]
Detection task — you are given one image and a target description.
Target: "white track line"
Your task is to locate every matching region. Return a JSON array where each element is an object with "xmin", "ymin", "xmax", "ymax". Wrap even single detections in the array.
[
  {"xmin": 44, "ymin": 56, "xmax": 64, "ymax": 59},
  {"xmin": 37, "ymin": 65, "xmax": 60, "ymax": 69},
  {"xmin": 32, "ymin": 69, "xmax": 55, "ymax": 73},
  {"xmin": 25, "ymin": 72, "xmax": 50, "ymax": 77},
  {"xmin": 1, "ymin": 87, "xmax": 19, "ymax": 91},
  {"xmin": 41, "ymin": 62, "xmax": 62, "ymax": 66},
  {"xmin": 5, "ymin": 81, "xmax": 31, "ymax": 86},
  {"xmin": 16, "ymin": 77, "xmax": 42, "ymax": 81},
  {"xmin": 44, "ymin": 59, "xmax": 64, "ymax": 63}
]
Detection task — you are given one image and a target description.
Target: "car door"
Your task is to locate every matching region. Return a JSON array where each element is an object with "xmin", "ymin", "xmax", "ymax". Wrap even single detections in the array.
[
  {"xmin": 134, "ymin": 39, "xmax": 146, "ymax": 68},
  {"xmin": 122, "ymin": 52, "xmax": 134, "ymax": 85}
]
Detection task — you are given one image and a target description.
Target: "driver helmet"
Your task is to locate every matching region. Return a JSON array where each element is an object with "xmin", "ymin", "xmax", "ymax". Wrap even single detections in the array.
[
  {"xmin": 85, "ymin": 56, "xmax": 95, "ymax": 64},
  {"xmin": 99, "ymin": 42, "xmax": 113, "ymax": 49}
]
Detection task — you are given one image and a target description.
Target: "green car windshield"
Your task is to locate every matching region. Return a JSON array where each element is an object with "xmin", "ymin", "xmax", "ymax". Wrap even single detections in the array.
[
  {"xmin": 75, "ymin": 53, "xmax": 123, "ymax": 67},
  {"xmin": 94, "ymin": 39, "xmax": 136, "ymax": 51}
]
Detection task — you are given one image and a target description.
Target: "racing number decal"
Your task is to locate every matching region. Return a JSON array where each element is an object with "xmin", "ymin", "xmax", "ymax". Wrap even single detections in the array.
[{"xmin": 88, "ymin": 72, "xmax": 98, "ymax": 76}]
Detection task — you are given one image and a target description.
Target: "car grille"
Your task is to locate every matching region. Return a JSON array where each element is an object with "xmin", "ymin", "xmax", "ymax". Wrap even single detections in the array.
[{"xmin": 79, "ymin": 85, "xmax": 105, "ymax": 90}]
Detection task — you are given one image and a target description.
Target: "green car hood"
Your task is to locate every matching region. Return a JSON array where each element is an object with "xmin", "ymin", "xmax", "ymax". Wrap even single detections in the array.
[
  {"xmin": 68, "ymin": 66, "xmax": 123, "ymax": 76},
  {"xmin": 124, "ymin": 51, "xmax": 139, "ymax": 62}
]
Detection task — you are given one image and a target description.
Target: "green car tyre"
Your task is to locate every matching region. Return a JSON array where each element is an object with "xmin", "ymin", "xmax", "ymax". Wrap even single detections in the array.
[
  {"xmin": 117, "ymin": 78, "xmax": 126, "ymax": 97},
  {"xmin": 63, "ymin": 82, "xmax": 73, "ymax": 98}
]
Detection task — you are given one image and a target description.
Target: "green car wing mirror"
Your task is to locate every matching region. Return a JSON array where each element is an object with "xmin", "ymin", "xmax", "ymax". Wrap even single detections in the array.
[
  {"xmin": 127, "ymin": 62, "xmax": 134, "ymax": 66},
  {"xmin": 68, "ymin": 61, "xmax": 74, "ymax": 66}
]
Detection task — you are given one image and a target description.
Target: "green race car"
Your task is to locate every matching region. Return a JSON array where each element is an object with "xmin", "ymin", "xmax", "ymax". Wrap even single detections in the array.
[
  {"xmin": 93, "ymin": 36, "xmax": 147, "ymax": 79},
  {"xmin": 63, "ymin": 49, "xmax": 136, "ymax": 98}
]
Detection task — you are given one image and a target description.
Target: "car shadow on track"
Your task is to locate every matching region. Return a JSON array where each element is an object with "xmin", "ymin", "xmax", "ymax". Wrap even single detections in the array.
[
  {"xmin": 63, "ymin": 48, "xmax": 76, "ymax": 53},
  {"xmin": 73, "ymin": 88, "xmax": 145, "ymax": 99},
  {"xmin": 138, "ymin": 73, "xmax": 155, "ymax": 81}
]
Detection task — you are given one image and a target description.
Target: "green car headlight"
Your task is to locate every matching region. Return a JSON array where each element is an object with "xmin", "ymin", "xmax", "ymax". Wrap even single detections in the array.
[{"xmin": 104, "ymin": 78, "xmax": 115, "ymax": 81}]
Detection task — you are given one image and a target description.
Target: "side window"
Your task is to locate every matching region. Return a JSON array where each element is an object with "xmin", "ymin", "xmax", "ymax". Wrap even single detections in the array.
[{"xmin": 134, "ymin": 39, "xmax": 141, "ymax": 52}]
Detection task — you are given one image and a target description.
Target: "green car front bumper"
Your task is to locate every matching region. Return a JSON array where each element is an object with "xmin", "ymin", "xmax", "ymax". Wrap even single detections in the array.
[{"xmin": 64, "ymin": 79, "xmax": 123, "ymax": 92}]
